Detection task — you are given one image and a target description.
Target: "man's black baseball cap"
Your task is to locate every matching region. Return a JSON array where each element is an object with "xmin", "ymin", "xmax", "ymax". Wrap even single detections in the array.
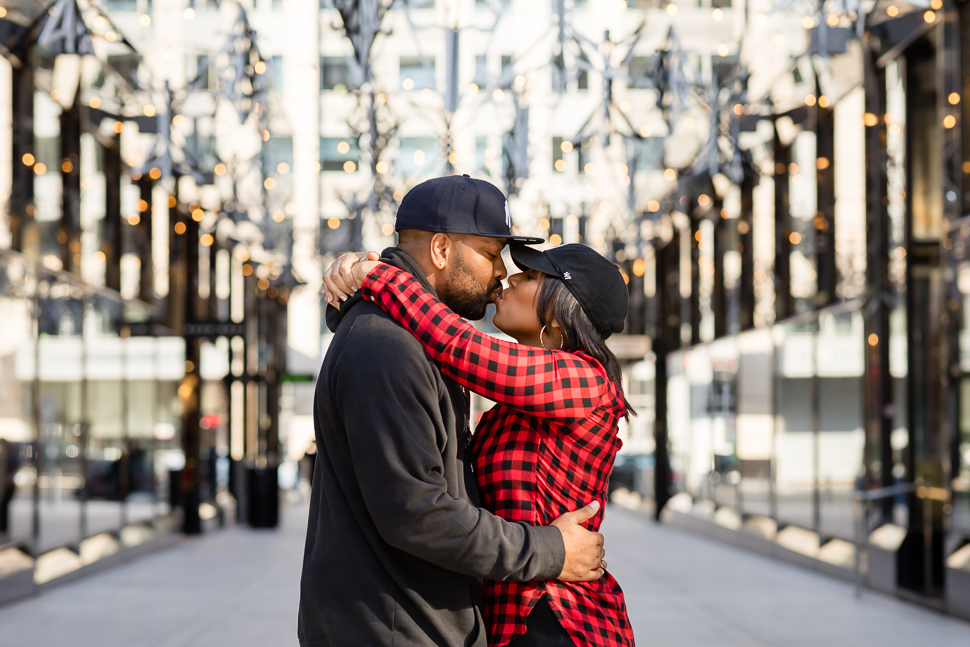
[
  {"xmin": 510, "ymin": 243, "xmax": 628, "ymax": 340},
  {"xmin": 395, "ymin": 175, "xmax": 544, "ymax": 244}
]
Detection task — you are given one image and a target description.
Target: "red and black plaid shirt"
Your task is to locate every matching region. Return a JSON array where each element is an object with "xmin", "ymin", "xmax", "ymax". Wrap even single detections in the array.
[{"xmin": 362, "ymin": 265, "xmax": 635, "ymax": 647}]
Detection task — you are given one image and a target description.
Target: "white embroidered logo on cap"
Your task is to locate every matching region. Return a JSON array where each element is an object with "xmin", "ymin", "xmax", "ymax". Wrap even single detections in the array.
[
  {"xmin": 563, "ymin": 272, "xmax": 572, "ymax": 280},
  {"xmin": 504, "ymin": 200, "xmax": 511, "ymax": 228}
]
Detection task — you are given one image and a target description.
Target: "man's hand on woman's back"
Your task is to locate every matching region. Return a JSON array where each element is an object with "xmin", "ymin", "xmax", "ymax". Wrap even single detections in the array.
[{"xmin": 551, "ymin": 501, "xmax": 606, "ymax": 582}]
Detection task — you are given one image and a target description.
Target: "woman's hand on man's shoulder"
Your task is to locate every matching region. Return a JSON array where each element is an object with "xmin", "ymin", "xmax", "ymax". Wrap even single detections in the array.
[{"xmin": 323, "ymin": 251, "xmax": 380, "ymax": 305}]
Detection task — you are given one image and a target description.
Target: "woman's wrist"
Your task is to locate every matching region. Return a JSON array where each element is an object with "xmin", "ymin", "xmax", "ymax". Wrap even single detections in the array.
[{"xmin": 353, "ymin": 260, "xmax": 385, "ymax": 291}]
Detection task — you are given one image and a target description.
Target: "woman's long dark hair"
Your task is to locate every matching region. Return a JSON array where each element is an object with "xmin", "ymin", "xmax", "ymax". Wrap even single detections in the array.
[{"xmin": 534, "ymin": 274, "xmax": 636, "ymax": 419}]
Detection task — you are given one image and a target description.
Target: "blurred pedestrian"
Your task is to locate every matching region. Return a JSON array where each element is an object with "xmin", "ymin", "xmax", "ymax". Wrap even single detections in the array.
[
  {"xmin": 333, "ymin": 241, "xmax": 636, "ymax": 647},
  {"xmin": 0, "ymin": 439, "xmax": 18, "ymax": 538},
  {"xmin": 300, "ymin": 176, "xmax": 606, "ymax": 647},
  {"xmin": 300, "ymin": 440, "xmax": 316, "ymax": 489}
]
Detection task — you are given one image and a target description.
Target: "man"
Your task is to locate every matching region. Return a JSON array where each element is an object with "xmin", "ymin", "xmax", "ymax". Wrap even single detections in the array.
[{"xmin": 299, "ymin": 175, "xmax": 605, "ymax": 647}]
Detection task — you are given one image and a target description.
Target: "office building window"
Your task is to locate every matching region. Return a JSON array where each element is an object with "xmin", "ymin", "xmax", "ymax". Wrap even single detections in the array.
[
  {"xmin": 186, "ymin": 134, "xmax": 219, "ymax": 173},
  {"xmin": 628, "ymin": 56, "xmax": 656, "ymax": 89},
  {"xmin": 267, "ymin": 56, "xmax": 283, "ymax": 92},
  {"xmin": 476, "ymin": 135, "xmax": 500, "ymax": 172},
  {"xmin": 577, "ymin": 69, "xmax": 588, "ymax": 90},
  {"xmin": 552, "ymin": 136, "xmax": 564, "ymax": 172},
  {"xmin": 577, "ymin": 140, "xmax": 589, "ymax": 173},
  {"xmin": 321, "ymin": 137, "xmax": 361, "ymax": 172},
  {"xmin": 626, "ymin": 137, "xmax": 664, "ymax": 174},
  {"xmin": 400, "ymin": 57, "xmax": 436, "ymax": 91},
  {"xmin": 107, "ymin": 53, "xmax": 139, "ymax": 86},
  {"xmin": 193, "ymin": 55, "xmax": 210, "ymax": 89},
  {"xmin": 712, "ymin": 54, "xmax": 740, "ymax": 83},
  {"xmin": 264, "ymin": 136, "xmax": 293, "ymax": 176},
  {"xmin": 321, "ymin": 56, "xmax": 352, "ymax": 91},
  {"xmin": 501, "ymin": 55, "xmax": 514, "ymax": 83},
  {"xmin": 396, "ymin": 137, "xmax": 440, "ymax": 176},
  {"xmin": 474, "ymin": 55, "xmax": 488, "ymax": 87}
]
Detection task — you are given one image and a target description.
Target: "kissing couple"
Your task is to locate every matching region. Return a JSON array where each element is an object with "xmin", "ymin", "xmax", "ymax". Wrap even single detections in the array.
[{"xmin": 298, "ymin": 175, "xmax": 636, "ymax": 647}]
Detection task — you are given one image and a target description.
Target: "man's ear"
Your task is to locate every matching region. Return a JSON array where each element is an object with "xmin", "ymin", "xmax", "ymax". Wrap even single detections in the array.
[{"xmin": 429, "ymin": 233, "xmax": 454, "ymax": 271}]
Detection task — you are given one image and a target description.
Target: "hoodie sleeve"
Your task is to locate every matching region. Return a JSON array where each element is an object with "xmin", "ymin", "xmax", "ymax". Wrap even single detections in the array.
[
  {"xmin": 361, "ymin": 263, "xmax": 612, "ymax": 423},
  {"xmin": 332, "ymin": 316, "xmax": 566, "ymax": 582}
]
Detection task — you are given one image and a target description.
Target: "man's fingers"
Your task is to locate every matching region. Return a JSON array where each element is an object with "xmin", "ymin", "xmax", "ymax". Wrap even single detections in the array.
[
  {"xmin": 337, "ymin": 253, "xmax": 359, "ymax": 275},
  {"xmin": 568, "ymin": 500, "xmax": 601, "ymax": 524},
  {"xmin": 366, "ymin": 251, "xmax": 381, "ymax": 261},
  {"xmin": 577, "ymin": 567, "xmax": 605, "ymax": 582}
]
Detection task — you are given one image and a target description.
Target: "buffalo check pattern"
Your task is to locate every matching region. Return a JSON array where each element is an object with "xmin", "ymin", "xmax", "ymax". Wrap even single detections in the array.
[{"xmin": 363, "ymin": 265, "xmax": 635, "ymax": 647}]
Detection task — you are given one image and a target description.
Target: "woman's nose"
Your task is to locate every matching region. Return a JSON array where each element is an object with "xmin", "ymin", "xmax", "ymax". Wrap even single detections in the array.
[{"xmin": 508, "ymin": 272, "xmax": 524, "ymax": 288}]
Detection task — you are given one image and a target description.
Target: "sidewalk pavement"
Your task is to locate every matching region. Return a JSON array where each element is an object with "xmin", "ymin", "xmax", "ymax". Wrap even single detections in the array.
[{"xmin": 1, "ymin": 502, "xmax": 969, "ymax": 647}]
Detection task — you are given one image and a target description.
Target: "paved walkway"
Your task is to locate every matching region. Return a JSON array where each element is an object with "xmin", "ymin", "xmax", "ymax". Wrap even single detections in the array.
[{"xmin": 1, "ymin": 503, "xmax": 969, "ymax": 646}]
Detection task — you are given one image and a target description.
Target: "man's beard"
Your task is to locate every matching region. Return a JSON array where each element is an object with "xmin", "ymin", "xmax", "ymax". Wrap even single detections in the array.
[{"xmin": 440, "ymin": 252, "xmax": 501, "ymax": 320}]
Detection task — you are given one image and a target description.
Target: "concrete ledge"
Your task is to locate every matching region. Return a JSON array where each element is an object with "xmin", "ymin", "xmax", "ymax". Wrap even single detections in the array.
[
  {"xmin": 661, "ymin": 508, "xmax": 858, "ymax": 584},
  {"xmin": 0, "ymin": 530, "xmax": 181, "ymax": 608},
  {"xmin": 946, "ymin": 567, "xmax": 970, "ymax": 621},
  {"xmin": 38, "ymin": 531, "xmax": 182, "ymax": 593},
  {"xmin": 0, "ymin": 567, "xmax": 34, "ymax": 607}
]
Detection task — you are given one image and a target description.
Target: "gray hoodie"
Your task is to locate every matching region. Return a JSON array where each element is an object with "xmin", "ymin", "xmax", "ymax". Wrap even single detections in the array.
[{"xmin": 297, "ymin": 248, "xmax": 565, "ymax": 647}]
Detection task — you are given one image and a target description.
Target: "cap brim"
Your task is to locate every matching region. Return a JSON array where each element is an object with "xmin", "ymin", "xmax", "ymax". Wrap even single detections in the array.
[
  {"xmin": 505, "ymin": 235, "xmax": 545, "ymax": 245},
  {"xmin": 509, "ymin": 244, "xmax": 558, "ymax": 276},
  {"xmin": 400, "ymin": 228, "xmax": 545, "ymax": 245}
]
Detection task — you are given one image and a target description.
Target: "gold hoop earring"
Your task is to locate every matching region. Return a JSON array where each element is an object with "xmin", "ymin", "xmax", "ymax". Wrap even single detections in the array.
[{"xmin": 540, "ymin": 325, "xmax": 563, "ymax": 350}]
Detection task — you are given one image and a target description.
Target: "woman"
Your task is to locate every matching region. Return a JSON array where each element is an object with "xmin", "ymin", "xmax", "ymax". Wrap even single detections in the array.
[{"xmin": 329, "ymin": 243, "xmax": 635, "ymax": 647}]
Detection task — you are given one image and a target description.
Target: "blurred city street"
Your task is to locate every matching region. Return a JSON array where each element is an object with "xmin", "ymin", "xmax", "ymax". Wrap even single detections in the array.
[
  {"xmin": 7, "ymin": 0, "xmax": 970, "ymax": 636},
  {"xmin": 0, "ymin": 503, "xmax": 968, "ymax": 647}
]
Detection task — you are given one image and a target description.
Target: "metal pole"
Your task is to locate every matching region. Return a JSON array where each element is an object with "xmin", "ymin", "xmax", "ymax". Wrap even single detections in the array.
[
  {"xmin": 103, "ymin": 132, "xmax": 123, "ymax": 293},
  {"xmin": 79, "ymin": 294, "xmax": 90, "ymax": 541},
  {"xmin": 120, "ymin": 325, "xmax": 130, "ymax": 529},
  {"xmin": 854, "ymin": 492, "xmax": 864, "ymax": 598},
  {"xmin": 773, "ymin": 120, "xmax": 793, "ymax": 321},
  {"xmin": 713, "ymin": 205, "xmax": 726, "ymax": 338},
  {"xmin": 59, "ymin": 90, "xmax": 82, "ymax": 276},
  {"xmin": 136, "ymin": 176, "xmax": 154, "ymax": 304},
  {"xmin": 653, "ymin": 235, "xmax": 678, "ymax": 519},
  {"xmin": 30, "ymin": 285, "xmax": 41, "ymax": 554},
  {"xmin": 739, "ymin": 172, "xmax": 755, "ymax": 330},
  {"xmin": 11, "ymin": 60, "xmax": 34, "ymax": 256},
  {"xmin": 815, "ymin": 72, "xmax": 837, "ymax": 307},
  {"xmin": 812, "ymin": 322, "xmax": 821, "ymax": 536}
]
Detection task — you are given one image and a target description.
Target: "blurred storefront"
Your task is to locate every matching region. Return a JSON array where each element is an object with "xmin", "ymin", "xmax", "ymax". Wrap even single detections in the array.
[
  {"xmin": 643, "ymin": 0, "xmax": 970, "ymax": 619},
  {"xmin": 0, "ymin": 0, "xmax": 297, "ymax": 600}
]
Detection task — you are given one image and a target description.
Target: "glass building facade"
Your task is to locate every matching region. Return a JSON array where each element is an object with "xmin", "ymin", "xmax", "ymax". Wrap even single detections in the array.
[{"xmin": 0, "ymin": 250, "xmax": 188, "ymax": 589}]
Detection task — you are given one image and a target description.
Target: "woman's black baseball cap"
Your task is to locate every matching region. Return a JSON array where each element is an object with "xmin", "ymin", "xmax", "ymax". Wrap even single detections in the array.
[
  {"xmin": 395, "ymin": 175, "xmax": 544, "ymax": 244},
  {"xmin": 510, "ymin": 243, "xmax": 629, "ymax": 339}
]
